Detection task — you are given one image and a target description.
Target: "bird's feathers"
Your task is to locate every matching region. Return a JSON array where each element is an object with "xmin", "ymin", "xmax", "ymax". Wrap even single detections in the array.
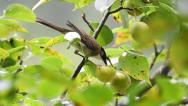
[{"xmin": 66, "ymin": 21, "xmax": 101, "ymax": 56}]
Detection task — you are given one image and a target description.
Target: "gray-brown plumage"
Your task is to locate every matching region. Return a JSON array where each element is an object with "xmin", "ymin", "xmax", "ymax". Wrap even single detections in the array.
[
  {"xmin": 36, "ymin": 17, "xmax": 108, "ymax": 65},
  {"xmin": 36, "ymin": 17, "xmax": 71, "ymax": 34},
  {"xmin": 66, "ymin": 21, "xmax": 101, "ymax": 56}
]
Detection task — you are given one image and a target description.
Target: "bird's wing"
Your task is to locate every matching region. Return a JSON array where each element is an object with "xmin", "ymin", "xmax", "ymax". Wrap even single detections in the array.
[{"xmin": 66, "ymin": 21, "xmax": 101, "ymax": 53}]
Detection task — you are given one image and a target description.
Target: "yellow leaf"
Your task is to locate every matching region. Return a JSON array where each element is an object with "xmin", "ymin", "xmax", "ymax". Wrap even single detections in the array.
[
  {"xmin": 112, "ymin": 12, "xmax": 122, "ymax": 23},
  {"xmin": 45, "ymin": 48, "xmax": 64, "ymax": 60},
  {"xmin": 44, "ymin": 35, "xmax": 65, "ymax": 48},
  {"xmin": 115, "ymin": 30, "xmax": 132, "ymax": 44}
]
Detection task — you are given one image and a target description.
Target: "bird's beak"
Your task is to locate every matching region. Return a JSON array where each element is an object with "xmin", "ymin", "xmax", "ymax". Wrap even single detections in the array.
[{"xmin": 100, "ymin": 47, "xmax": 113, "ymax": 66}]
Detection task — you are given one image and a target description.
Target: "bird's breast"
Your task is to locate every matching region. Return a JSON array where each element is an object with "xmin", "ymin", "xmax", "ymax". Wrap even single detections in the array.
[{"xmin": 72, "ymin": 42, "xmax": 100, "ymax": 57}]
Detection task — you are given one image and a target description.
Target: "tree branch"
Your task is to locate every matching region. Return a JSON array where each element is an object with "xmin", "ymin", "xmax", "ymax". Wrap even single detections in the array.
[
  {"xmin": 120, "ymin": 0, "xmax": 124, "ymax": 6},
  {"xmin": 82, "ymin": 14, "xmax": 94, "ymax": 32},
  {"xmin": 61, "ymin": 57, "xmax": 88, "ymax": 98},
  {"xmin": 109, "ymin": 7, "xmax": 133, "ymax": 14},
  {"xmin": 93, "ymin": 6, "xmax": 133, "ymax": 39},
  {"xmin": 71, "ymin": 57, "xmax": 88, "ymax": 79},
  {"xmin": 177, "ymin": 99, "xmax": 188, "ymax": 105},
  {"xmin": 115, "ymin": 98, "xmax": 118, "ymax": 106},
  {"xmin": 93, "ymin": 7, "xmax": 111, "ymax": 39},
  {"xmin": 137, "ymin": 62, "xmax": 171, "ymax": 97},
  {"xmin": 130, "ymin": 45, "xmax": 170, "ymax": 104},
  {"xmin": 150, "ymin": 43, "xmax": 164, "ymax": 70},
  {"xmin": 14, "ymin": 56, "xmax": 24, "ymax": 76}
]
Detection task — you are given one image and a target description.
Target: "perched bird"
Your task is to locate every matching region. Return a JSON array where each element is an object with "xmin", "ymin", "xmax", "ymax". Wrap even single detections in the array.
[{"xmin": 36, "ymin": 18, "xmax": 109, "ymax": 65}]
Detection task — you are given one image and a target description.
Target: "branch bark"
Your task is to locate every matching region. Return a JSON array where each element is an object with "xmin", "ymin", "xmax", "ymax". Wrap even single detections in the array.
[
  {"xmin": 71, "ymin": 57, "xmax": 87, "ymax": 79},
  {"xmin": 93, "ymin": 7, "xmax": 111, "ymax": 39},
  {"xmin": 82, "ymin": 14, "xmax": 94, "ymax": 32},
  {"xmin": 150, "ymin": 43, "xmax": 164, "ymax": 70},
  {"xmin": 93, "ymin": 7, "xmax": 133, "ymax": 39},
  {"xmin": 137, "ymin": 63, "xmax": 171, "ymax": 97}
]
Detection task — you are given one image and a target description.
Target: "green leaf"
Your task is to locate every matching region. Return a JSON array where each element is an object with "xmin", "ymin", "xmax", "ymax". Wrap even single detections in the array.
[
  {"xmin": 9, "ymin": 36, "xmax": 26, "ymax": 47},
  {"xmin": 156, "ymin": 77, "xmax": 186, "ymax": 103},
  {"xmin": 158, "ymin": 0, "xmax": 174, "ymax": 7},
  {"xmin": 120, "ymin": 44, "xmax": 133, "ymax": 51},
  {"xmin": 37, "ymin": 79, "xmax": 65, "ymax": 98},
  {"xmin": 44, "ymin": 34, "xmax": 66, "ymax": 47},
  {"xmin": 0, "ymin": 40, "xmax": 12, "ymax": 49},
  {"xmin": 111, "ymin": 0, "xmax": 121, "ymax": 11},
  {"xmin": 53, "ymin": 102, "xmax": 64, "ymax": 106},
  {"xmin": 170, "ymin": 25, "xmax": 188, "ymax": 75},
  {"xmin": 105, "ymin": 48, "xmax": 124, "ymax": 57},
  {"xmin": 24, "ymin": 65, "xmax": 44, "ymax": 75},
  {"xmin": 4, "ymin": 4, "xmax": 36, "ymax": 22},
  {"xmin": 0, "ymin": 48, "xmax": 9, "ymax": 59},
  {"xmin": 64, "ymin": 0, "xmax": 94, "ymax": 9},
  {"xmin": 5, "ymin": 64, "xmax": 21, "ymax": 72},
  {"xmin": 16, "ymin": 65, "xmax": 44, "ymax": 91},
  {"xmin": 119, "ymin": 52, "xmax": 150, "ymax": 84},
  {"xmin": 8, "ymin": 46, "xmax": 26, "ymax": 54},
  {"xmin": 30, "ymin": 35, "xmax": 66, "ymax": 48},
  {"xmin": 1, "ymin": 57, "xmax": 16, "ymax": 67},
  {"xmin": 30, "ymin": 37, "xmax": 51, "ymax": 45},
  {"xmin": 0, "ymin": 19, "xmax": 27, "ymax": 37},
  {"xmin": 84, "ymin": 61, "xmax": 96, "ymax": 76},
  {"xmin": 91, "ymin": 23, "xmax": 113, "ymax": 46},
  {"xmin": 129, "ymin": 85, "xmax": 162, "ymax": 106},
  {"xmin": 40, "ymin": 56, "xmax": 63, "ymax": 72},
  {"xmin": 17, "ymin": 64, "xmax": 69, "ymax": 97},
  {"xmin": 81, "ymin": 85, "xmax": 113, "ymax": 106},
  {"xmin": 159, "ymin": 2, "xmax": 177, "ymax": 15},
  {"xmin": 24, "ymin": 98, "xmax": 44, "ymax": 106},
  {"xmin": 127, "ymin": 81, "xmax": 151, "ymax": 104}
]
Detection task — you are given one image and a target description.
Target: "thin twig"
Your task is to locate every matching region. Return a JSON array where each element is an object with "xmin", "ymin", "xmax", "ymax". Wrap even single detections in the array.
[
  {"xmin": 61, "ymin": 57, "xmax": 88, "ymax": 98},
  {"xmin": 109, "ymin": 7, "xmax": 133, "ymax": 14},
  {"xmin": 120, "ymin": 0, "xmax": 124, "ymax": 6},
  {"xmin": 150, "ymin": 43, "xmax": 164, "ymax": 70},
  {"xmin": 93, "ymin": 6, "xmax": 132, "ymax": 39},
  {"xmin": 115, "ymin": 98, "xmax": 119, "ymax": 106},
  {"xmin": 82, "ymin": 14, "xmax": 94, "ymax": 32},
  {"xmin": 71, "ymin": 57, "xmax": 88, "ymax": 79},
  {"xmin": 93, "ymin": 7, "xmax": 111, "ymax": 39},
  {"xmin": 14, "ymin": 56, "xmax": 24, "ymax": 76},
  {"xmin": 177, "ymin": 99, "xmax": 188, "ymax": 105}
]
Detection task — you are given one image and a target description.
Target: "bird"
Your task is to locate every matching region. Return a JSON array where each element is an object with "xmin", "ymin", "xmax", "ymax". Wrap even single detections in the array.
[{"xmin": 36, "ymin": 18, "xmax": 110, "ymax": 65}]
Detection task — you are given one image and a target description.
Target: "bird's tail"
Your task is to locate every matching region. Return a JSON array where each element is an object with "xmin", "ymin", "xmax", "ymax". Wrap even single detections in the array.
[
  {"xmin": 36, "ymin": 17, "xmax": 71, "ymax": 34},
  {"xmin": 66, "ymin": 21, "xmax": 85, "ymax": 37}
]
